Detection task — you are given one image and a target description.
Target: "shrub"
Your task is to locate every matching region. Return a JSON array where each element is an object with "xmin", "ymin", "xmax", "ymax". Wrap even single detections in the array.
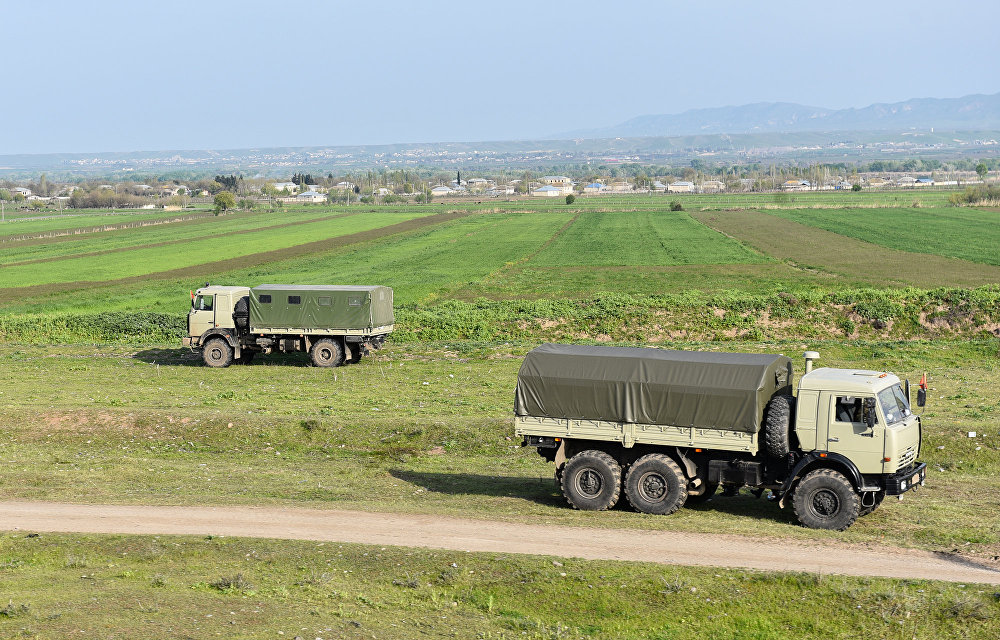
[
  {"xmin": 565, "ymin": 194, "xmax": 575, "ymax": 205},
  {"xmin": 669, "ymin": 200, "xmax": 683, "ymax": 211},
  {"xmin": 851, "ymin": 184, "xmax": 862, "ymax": 192}
]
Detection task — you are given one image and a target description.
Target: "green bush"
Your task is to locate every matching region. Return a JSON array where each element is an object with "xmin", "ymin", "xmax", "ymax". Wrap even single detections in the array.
[
  {"xmin": 565, "ymin": 194, "xmax": 575, "ymax": 205},
  {"xmin": 669, "ymin": 200, "xmax": 683, "ymax": 211}
]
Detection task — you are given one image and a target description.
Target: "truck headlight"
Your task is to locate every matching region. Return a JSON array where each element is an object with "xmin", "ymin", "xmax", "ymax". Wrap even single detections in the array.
[{"xmin": 900, "ymin": 481, "xmax": 907, "ymax": 490}]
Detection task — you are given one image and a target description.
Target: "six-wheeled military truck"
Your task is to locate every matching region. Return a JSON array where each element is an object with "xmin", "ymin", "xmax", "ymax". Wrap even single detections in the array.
[
  {"xmin": 183, "ymin": 284, "xmax": 394, "ymax": 368},
  {"xmin": 515, "ymin": 344, "xmax": 926, "ymax": 530}
]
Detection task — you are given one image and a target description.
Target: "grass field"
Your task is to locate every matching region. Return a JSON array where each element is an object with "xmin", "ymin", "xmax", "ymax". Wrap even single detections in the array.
[
  {"xmin": 2, "ymin": 191, "xmax": 1000, "ymax": 637},
  {"xmin": 4, "ymin": 533, "xmax": 998, "ymax": 639}
]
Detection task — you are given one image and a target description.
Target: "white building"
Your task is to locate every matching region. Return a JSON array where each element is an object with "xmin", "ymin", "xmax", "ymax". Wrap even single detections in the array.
[
  {"xmin": 430, "ymin": 185, "xmax": 455, "ymax": 196},
  {"xmin": 583, "ymin": 182, "xmax": 606, "ymax": 194},
  {"xmin": 667, "ymin": 181, "xmax": 694, "ymax": 193},
  {"xmin": 296, "ymin": 190, "xmax": 326, "ymax": 203},
  {"xmin": 531, "ymin": 185, "xmax": 563, "ymax": 197}
]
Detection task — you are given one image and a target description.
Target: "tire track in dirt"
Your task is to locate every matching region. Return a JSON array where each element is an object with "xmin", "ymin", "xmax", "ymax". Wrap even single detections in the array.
[
  {"xmin": 0, "ymin": 210, "xmax": 469, "ymax": 304},
  {"xmin": 1, "ymin": 211, "xmax": 361, "ymax": 268},
  {"xmin": 1, "ymin": 501, "xmax": 998, "ymax": 584}
]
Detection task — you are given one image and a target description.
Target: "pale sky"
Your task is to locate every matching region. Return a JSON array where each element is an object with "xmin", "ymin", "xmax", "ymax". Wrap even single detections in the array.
[{"xmin": 3, "ymin": 0, "xmax": 998, "ymax": 154}]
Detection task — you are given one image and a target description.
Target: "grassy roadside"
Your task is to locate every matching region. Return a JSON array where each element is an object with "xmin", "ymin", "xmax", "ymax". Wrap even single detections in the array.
[
  {"xmin": 0, "ymin": 533, "xmax": 997, "ymax": 639},
  {"xmin": 0, "ymin": 340, "xmax": 997, "ymax": 562}
]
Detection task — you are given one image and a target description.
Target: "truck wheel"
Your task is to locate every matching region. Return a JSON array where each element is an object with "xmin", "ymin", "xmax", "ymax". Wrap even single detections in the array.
[
  {"xmin": 764, "ymin": 395, "xmax": 795, "ymax": 458},
  {"xmin": 561, "ymin": 450, "xmax": 621, "ymax": 511},
  {"xmin": 624, "ymin": 454, "xmax": 688, "ymax": 515},
  {"xmin": 684, "ymin": 481, "xmax": 719, "ymax": 505},
  {"xmin": 203, "ymin": 338, "xmax": 233, "ymax": 368},
  {"xmin": 345, "ymin": 342, "xmax": 362, "ymax": 364},
  {"xmin": 792, "ymin": 468, "xmax": 859, "ymax": 530},
  {"xmin": 310, "ymin": 339, "xmax": 344, "ymax": 367},
  {"xmin": 858, "ymin": 491, "xmax": 885, "ymax": 517}
]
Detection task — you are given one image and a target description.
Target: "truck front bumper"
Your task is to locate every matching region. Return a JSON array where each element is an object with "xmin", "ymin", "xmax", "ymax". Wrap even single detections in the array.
[{"xmin": 884, "ymin": 462, "xmax": 927, "ymax": 496}]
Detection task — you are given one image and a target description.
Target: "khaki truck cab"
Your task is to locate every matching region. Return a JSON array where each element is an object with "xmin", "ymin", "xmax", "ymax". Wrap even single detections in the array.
[
  {"xmin": 184, "ymin": 284, "xmax": 393, "ymax": 368},
  {"xmin": 515, "ymin": 345, "xmax": 926, "ymax": 530}
]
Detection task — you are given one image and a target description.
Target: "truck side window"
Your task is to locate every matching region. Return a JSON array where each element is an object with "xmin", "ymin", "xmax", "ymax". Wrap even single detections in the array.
[
  {"xmin": 259, "ymin": 295, "xmax": 271, "ymax": 303},
  {"xmin": 834, "ymin": 396, "xmax": 876, "ymax": 424},
  {"xmin": 318, "ymin": 297, "xmax": 331, "ymax": 306},
  {"xmin": 348, "ymin": 296, "xmax": 362, "ymax": 307},
  {"xmin": 195, "ymin": 295, "xmax": 213, "ymax": 311},
  {"xmin": 288, "ymin": 296, "xmax": 301, "ymax": 305},
  {"xmin": 834, "ymin": 396, "xmax": 862, "ymax": 423}
]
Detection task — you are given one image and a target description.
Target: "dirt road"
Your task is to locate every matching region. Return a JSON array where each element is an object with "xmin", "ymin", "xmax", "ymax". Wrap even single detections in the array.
[{"xmin": 2, "ymin": 501, "xmax": 998, "ymax": 584}]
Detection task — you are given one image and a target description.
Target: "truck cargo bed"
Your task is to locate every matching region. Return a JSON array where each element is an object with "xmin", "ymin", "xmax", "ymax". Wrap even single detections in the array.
[{"xmin": 514, "ymin": 344, "xmax": 793, "ymax": 434}]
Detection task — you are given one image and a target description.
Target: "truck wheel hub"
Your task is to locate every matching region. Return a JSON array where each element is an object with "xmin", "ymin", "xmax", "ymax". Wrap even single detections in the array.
[
  {"xmin": 577, "ymin": 469, "xmax": 603, "ymax": 496},
  {"xmin": 638, "ymin": 472, "xmax": 667, "ymax": 501},
  {"xmin": 811, "ymin": 489, "xmax": 840, "ymax": 517}
]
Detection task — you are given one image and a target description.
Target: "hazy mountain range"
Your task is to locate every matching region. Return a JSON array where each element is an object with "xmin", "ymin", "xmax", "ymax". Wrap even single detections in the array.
[{"xmin": 556, "ymin": 93, "xmax": 1000, "ymax": 139}]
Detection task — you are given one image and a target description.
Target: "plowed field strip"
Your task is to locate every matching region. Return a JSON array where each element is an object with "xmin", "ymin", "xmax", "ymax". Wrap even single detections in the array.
[
  {"xmin": 1, "ymin": 212, "xmax": 360, "ymax": 268},
  {"xmin": 0, "ymin": 210, "xmax": 468, "ymax": 303},
  {"xmin": 691, "ymin": 210, "xmax": 1000, "ymax": 287}
]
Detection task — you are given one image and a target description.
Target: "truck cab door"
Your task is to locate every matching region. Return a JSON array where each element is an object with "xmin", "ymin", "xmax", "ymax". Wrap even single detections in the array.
[
  {"xmin": 825, "ymin": 394, "xmax": 884, "ymax": 474},
  {"xmin": 189, "ymin": 293, "xmax": 215, "ymax": 340}
]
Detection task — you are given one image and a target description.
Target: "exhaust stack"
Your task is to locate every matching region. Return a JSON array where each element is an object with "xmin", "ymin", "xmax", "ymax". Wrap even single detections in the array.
[{"xmin": 803, "ymin": 351, "xmax": 819, "ymax": 374}]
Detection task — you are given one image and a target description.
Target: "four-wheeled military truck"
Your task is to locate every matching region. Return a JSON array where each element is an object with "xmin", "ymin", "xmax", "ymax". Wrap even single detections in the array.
[
  {"xmin": 515, "ymin": 344, "xmax": 926, "ymax": 530},
  {"xmin": 183, "ymin": 284, "xmax": 393, "ymax": 368}
]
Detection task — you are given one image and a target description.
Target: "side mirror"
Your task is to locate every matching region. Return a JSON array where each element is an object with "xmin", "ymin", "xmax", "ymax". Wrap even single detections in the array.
[
  {"xmin": 917, "ymin": 388, "xmax": 926, "ymax": 408},
  {"xmin": 864, "ymin": 397, "xmax": 876, "ymax": 428}
]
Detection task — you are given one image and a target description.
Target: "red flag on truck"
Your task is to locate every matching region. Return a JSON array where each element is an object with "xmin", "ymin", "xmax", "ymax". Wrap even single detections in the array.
[{"xmin": 919, "ymin": 372, "xmax": 927, "ymax": 390}]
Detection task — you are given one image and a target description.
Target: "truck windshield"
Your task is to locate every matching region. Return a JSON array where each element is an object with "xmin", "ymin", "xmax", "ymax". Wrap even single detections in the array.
[{"xmin": 877, "ymin": 384, "xmax": 912, "ymax": 426}]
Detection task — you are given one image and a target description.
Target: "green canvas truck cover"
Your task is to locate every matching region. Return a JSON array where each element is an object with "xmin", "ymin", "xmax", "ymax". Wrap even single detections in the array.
[
  {"xmin": 249, "ymin": 285, "xmax": 394, "ymax": 330},
  {"xmin": 514, "ymin": 344, "xmax": 793, "ymax": 434}
]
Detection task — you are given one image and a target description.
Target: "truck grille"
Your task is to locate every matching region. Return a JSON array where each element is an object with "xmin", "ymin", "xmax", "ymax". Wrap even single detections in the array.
[{"xmin": 896, "ymin": 446, "xmax": 916, "ymax": 471}]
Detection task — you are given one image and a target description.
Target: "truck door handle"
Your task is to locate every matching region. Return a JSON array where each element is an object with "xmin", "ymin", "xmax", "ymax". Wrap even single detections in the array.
[{"xmin": 828, "ymin": 437, "xmax": 839, "ymax": 442}]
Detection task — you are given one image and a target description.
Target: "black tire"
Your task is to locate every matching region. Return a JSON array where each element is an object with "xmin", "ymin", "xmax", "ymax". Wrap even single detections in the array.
[
  {"xmin": 345, "ymin": 342, "xmax": 362, "ymax": 364},
  {"xmin": 858, "ymin": 491, "xmax": 885, "ymax": 517},
  {"xmin": 624, "ymin": 453, "xmax": 688, "ymax": 515},
  {"xmin": 202, "ymin": 338, "xmax": 233, "ymax": 368},
  {"xmin": 233, "ymin": 296, "xmax": 250, "ymax": 332},
  {"xmin": 310, "ymin": 338, "xmax": 344, "ymax": 368},
  {"xmin": 764, "ymin": 395, "xmax": 795, "ymax": 459},
  {"xmin": 561, "ymin": 450, "xmax": 621, "ymax": 511},
  {"xmin": 792, "ymin": 468, "xmax": 860, "ymax": 530},
  {"xmin": 684, "ymin": 480, "xmax": 719, "ymax": 505}
]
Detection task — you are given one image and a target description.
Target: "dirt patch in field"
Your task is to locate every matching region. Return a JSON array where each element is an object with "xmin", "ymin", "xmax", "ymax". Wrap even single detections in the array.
[
  {"xmin": 692, "ymin": 210, "xmax": 1000, "ymax": 288},
  {"xmin": 38, "ymin": 410, "xmax": 138, "ymax": 434},
  {"xmin": 0, "ymin": 210, "xmax": 469, "ymax": 304}
]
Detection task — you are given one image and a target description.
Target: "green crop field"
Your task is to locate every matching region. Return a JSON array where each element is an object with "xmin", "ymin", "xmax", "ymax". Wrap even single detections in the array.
[
  {"xmin": 529, "ymin": 210, "xmax": 764, "ymax": 266},
  {"xmin": 2, "ymin": 191, "xmax": 1000, "ymax": 637},
  {"xmin": 765, "ymin": 206, "xmax": 1000, "ymax": 266}
]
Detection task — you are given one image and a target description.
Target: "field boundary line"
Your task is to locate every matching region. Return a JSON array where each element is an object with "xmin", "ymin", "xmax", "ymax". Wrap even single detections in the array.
[{"xmin": 0, "ymin": 210, "xmax": 470, "ymax": 303}]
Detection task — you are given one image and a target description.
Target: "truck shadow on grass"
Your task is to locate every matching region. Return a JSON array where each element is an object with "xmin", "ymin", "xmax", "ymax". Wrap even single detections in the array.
[
  {"xmin": 389, "ymin": 469, "xmax": 566, "ymax": 508},
  {"xmin": 132, "ymin": 348, "xmax": 312, "ymax": 367},
  {"xmin": 390, "ymin": 469, "xmax": 798, "ymax": 524},
  {"xmin": 683, "ymin": 492, "xmax": 799, "ymax": 526}
]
